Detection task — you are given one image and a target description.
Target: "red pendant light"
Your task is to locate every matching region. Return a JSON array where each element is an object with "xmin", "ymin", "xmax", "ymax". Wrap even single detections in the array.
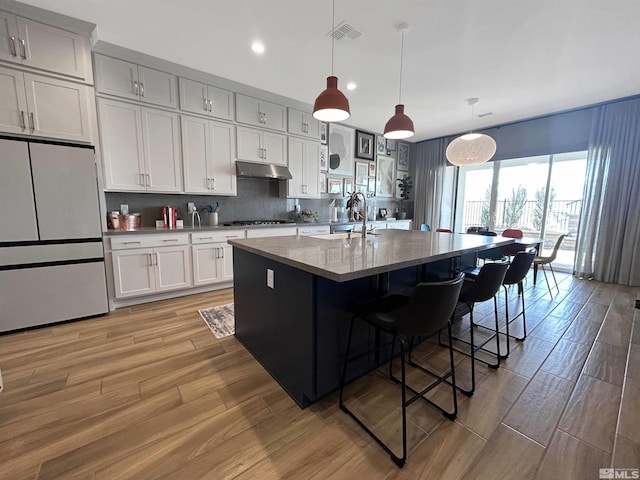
[
  {"xmin": 313, "ymin": 0, "xmax": 350, "ymax": 122},
  {"xmin": 384, "ymin": 23, "xmax": 414, "ymax": 139}
]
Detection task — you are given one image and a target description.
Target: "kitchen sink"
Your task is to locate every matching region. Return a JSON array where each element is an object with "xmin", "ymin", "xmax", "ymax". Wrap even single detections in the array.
[{"xmin": 309, "ymin": 232, "xmax": 362, "ymax": 240}]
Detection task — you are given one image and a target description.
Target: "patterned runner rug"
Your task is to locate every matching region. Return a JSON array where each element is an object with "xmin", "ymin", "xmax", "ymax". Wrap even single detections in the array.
[{"xmin": 198, "ymin": 303, "xmax": 235, "ymax": 338}]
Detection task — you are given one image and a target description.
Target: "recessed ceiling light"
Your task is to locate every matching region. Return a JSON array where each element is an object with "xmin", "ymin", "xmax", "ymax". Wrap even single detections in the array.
[
  {"xmin": 346, "ymin": 82, "xmax": 357, "ymax": 90},
  {"xmin": 251, "ymin": 42, "xmax": 265, "ymax": 54}
]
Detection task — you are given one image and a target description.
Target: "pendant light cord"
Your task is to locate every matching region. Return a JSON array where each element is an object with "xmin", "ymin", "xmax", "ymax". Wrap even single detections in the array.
[
  {"xmin": 398, "ymin": 29, "xmax": 404, "ymax": 104},
  {"xmin": 331, "ymin": 0, "xmax": 335, "ymax": 75}
]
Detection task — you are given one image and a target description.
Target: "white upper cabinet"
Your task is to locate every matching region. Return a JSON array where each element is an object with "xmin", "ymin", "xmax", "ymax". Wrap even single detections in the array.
[
  {"xmin": 181, "ymin": 115, "xmax": 237, "ymax": 196},
  {"xmin": 95, "ymin": 55, "xmax": 177, "ymax": 108},
  {"xmin": 236, "ymin": 94, "xmax": 286, "ymax": 132},
  {"xmin": 98, "ymin": 98, "xmax": 181, "ymax": 192},
  {"xmin": 0, "ymin": 13, "xmax": 91, "ymax": 82},
  {"xmin": 287, "ymin": 107, "xmax": 320, "ymax": 139},
  {"xmin": 0, "ymin": 66, "xmax": 91, "ymax": 142},
  {"xmin": 285, "ymin": 137, "xmax": 320, "ymax": 199},
  {"xmin": 236, "ymin": 126, "xmax": 287, "ymax": 165},
  {"xmin": 24, "ymin": 73, "xmax": 92, "ymax": 142},
  {"xmin": 178, "ymin": 78, "xmax": 234, "ymax": 121}
]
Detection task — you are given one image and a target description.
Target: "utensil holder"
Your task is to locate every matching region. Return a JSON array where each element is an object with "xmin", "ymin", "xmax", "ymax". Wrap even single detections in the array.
[{"xmin": 209, "ymin": 212, "xmax": 219, "ymax": 226}]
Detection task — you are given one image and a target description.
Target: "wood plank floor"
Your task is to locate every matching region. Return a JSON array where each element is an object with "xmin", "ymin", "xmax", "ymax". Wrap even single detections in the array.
[{"xmin": 1, "ymin": 274, "xmax": 639, "ymax": 479}]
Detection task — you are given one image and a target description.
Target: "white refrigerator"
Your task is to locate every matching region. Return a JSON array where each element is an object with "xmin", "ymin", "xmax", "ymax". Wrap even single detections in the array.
[{"xmin": 0, "ymin": 138, "xmax": 108, "ymax": 332}]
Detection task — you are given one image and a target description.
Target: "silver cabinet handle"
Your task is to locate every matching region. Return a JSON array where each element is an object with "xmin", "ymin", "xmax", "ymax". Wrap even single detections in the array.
[
  {"xmin": 263, "ymin": 148, "xmax": 267, "ymax": 159},
  {"xmin": 139, "ymin": 82, "xmax": 144, "ymax": 97},
  {"xmin": 134, "ymin": 80, "xmax": 139, "ymax": 95},
  {"xmin": 29, "ymin": 112, "xmax": 35, "ymax": 132},
  {"xmin": 208, "ymin": 99, "xmax": 213, "ymax": 112},
  {"xmin": 20, "ymin": 39, "xmax": 26, "ymax": 59},
  {"xmin": 148, "ymin": 253, "xmax": 152, "ymax": 266},
  {"xmin": 162, "ymin": 238, "xmax": 178, "ymax": 242},
  {"xmin": 139, "ymin": 173, "xmax": 145, "ymax": 186},
  {"xmin": 203, "ymin": 98, "xmax": 208, "ymax": 111},
  {"xmin": 123, "ymin": 241, "xmax": 142, "ymax": 244},
  {"xmin": 220, "ymin": 248, "xmax": 225, "ymax": 259},
  {"xmin": 155, "ymin": 252, "xmax": 159, "ymax": 266},
  {"xmin": 225, "ymin": 235, "xmax": 239, "ymax": 238},
  {"xmin": 9, "ymin": 36, "xmax": 17, "ymax": 56},
  {"xmin": 145, "ymin": 173, "xmax": 151, "ymax": 187},
  {"xmin": 19, "ymin": 110, "xmax": 26, "ymax": 130}
]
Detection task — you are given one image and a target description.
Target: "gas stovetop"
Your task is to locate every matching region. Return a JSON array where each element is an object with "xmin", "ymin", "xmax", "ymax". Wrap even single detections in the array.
[{"xmin": 230, "ymin": 220, "xmax": 295, "ymax": 226}]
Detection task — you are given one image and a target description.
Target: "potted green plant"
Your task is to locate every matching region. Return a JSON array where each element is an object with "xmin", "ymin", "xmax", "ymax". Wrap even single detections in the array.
[
  {"xmin": 396, "ymin": 175, "xmax": 413, "ymax": 219},
  {"xmin": 346, "ymin": 191, "xmax": 361, "ymax": 221}
]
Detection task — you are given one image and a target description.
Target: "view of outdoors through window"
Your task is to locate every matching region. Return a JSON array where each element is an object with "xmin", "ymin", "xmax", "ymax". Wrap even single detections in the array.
[{"xmin": 454, "ymin": 151, "xmax": 587, "ymax": 271}]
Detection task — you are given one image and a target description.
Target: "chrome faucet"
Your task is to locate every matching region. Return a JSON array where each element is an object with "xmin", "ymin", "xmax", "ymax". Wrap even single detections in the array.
[{"xmin": 353, "ymin": 191, "xmax": 367, "ymax": 238}]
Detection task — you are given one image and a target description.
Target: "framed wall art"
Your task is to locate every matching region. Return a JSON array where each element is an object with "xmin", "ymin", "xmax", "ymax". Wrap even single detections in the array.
[
  {"xmin": 376, "ymin": 135, "xmax": 386, "ymax": 155},
  {"xmin": 397, "ymin": 142, "xmax": 410, "ymax": 171},
  {"xmin": 368, "ymin": 161, "xmax": 376, "ymax": 177},
  {"xmin": 355, "ymin": 161, "xmax": 369, "ymax": 186},
  {"xmin": 320, "ymin": 122, "xmax": 328, "ymax": 145},
  {"xmin": 328, "ymin": 124, "xmax": 355, "ymax": 176},
  {"xmin": 376, "ymin": 154, "xmax": 395, "ymax": 197},
  {"xmin": 367, "ymin": 176, "xmax": 376, "ymax": 194},
  {"xmin": 386, "ymin": 139, "xmax": 397, "ymax": 152},
  {"xmin": 343, "ymin": 177, "xmax": 354, "ymax": 196},
  {"xmin": 328, "ymin": 178, "xmax": 343, "ymax": 194},
  {"xmin": 319, "ymin": 144, "xmax": 328, "ymax": 172},
  {"xmin": 355, "ymin": 130, "xmax": 374, "ymax": 160},
  {"xmin": 319, "ymin": 172, "xmax": 327, "ymax": 193}
]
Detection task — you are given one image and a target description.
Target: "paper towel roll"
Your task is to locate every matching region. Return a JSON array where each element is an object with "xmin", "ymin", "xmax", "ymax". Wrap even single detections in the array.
[{"xmin": 331, "ymin": 207, "xmax": 338, "ymax": 222}]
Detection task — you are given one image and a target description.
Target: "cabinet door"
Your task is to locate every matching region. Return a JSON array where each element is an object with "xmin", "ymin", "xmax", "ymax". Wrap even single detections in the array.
[
  {"xmin": 303, "ymin": 141, "xmax": 320, "ymax": 198},
  {"xmin": 207, "ymin": 85, "xmax": 234, "ymax": 121},
  {"xmin": 0, "ymin": 66, "xmax": 28, "ymax": 135},
  {"xmin": 259, "ymin": 99, "xmax": 286, "ymax": 131},
  {"xmin": 192, "ymin": 244, "xmax": 222, "ymax": 285},
  {"xmin": 181, "ymin": 115, "xmax": 210, "ymax": 194},
  {"xmin": 95, "ymin": 55, "xmax": 138, "ymax": 101},
  {"xmin": 210, "ymin": 121, "xmax": 236, "ymax": 195},
  {"xmin": 0, "ymin": 139, "xmax": 38, "ymax": 242},
  {"xmin": 98, "ymin": 99, "xmax": 146, "ymax": 191},
  {"xmin": 263, "ymin": 131, "xmax": 287, "ymax": 165},
  {"xmin": 179, "ymin": 78, "xmax": 209, "ymax": 116},
  {"xmin": 235, "ymin": 94, "xmax": 260, "ymax": 126},
  {"xmin": 141, "ymin": 108, "xmax": 182, "ymax": 192},
  {"xmin": 0, "ymin": 12, "xmax": 19, "ymax": 63},
  {"xmin": 138, "ymin": 66, "xmax": 177, "ymax": 108},
  {"xmin": 220, "ymin": 244, "xmax": 234, "ymax": 281},
  {"xmin": 24, "ymin": 73, "xmax": 91, "ymax": 142},
  {"xmin": 112, "ymin": 248, "xmax": 155, "ymax": 298},
  {"xmin": 236, "ymin": 125, "xmax": 262, "ymax": 162},
  {"xmin": 288, "ymin": 108, "xmax": 320, "ymax": 139},
  {"xmin": 286, "ymin": 137, "xmax": 304, "ymax": 197},
  {"xmin": 154, "ymin": 245, "xmax": 192, "ymax": 292},
  {"xmin": 18, "ymin": 18, "xmax": 89, "ymax": 81}
]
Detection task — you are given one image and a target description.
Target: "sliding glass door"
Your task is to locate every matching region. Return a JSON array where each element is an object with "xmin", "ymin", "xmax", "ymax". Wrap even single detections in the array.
[{"xmin": 453, "ymin": 151, "xmax": 587, "ymax": 271}]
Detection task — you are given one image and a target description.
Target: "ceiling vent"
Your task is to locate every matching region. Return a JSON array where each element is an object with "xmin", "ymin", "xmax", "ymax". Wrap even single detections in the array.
[{"xmin": 329, "ymin": 21, "xmax": 362, "ymax": 42}]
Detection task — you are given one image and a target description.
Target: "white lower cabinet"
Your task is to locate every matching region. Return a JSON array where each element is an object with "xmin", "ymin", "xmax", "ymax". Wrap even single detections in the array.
[
  {"xmin": 191, "ymin": 230, "xmax": 244, "ymax": 286},
  {"xmin": 386, "ymin": 220, "xmax": 412, "ymax": 230},
  {"xmin": 297, "ymin": 225, "xmax": 330, "ymax": 236},
  {"xmin": 111, "ymin": 235, "xmax": 192, "ymax": 298}
]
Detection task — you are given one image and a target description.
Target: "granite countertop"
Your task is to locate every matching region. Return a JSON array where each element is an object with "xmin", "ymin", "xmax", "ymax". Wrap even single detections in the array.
[
  {"xmin": 228, "ymin": 230, "xmax": 513, "ymax": 282},
  {"xmin": 102, "ymin": 219, "xmax": 410, "ymax": 236}
]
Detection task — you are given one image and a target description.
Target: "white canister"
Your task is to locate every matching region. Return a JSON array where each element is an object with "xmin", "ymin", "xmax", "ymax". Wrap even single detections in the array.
[
  {"xmin": 331, "ymin": 207, "xmax": 338, "ymax": 222},
  {"xmin": 209, "ymin": 212, "xmax": 219, "ymax": 226}
]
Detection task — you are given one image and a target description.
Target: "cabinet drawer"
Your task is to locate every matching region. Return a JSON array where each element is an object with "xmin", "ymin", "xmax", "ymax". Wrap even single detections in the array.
[
  {"xmin": 245, "ymin": 226, "xmax": 298, "ymax": 238},
  {"xmin": 110, "ymin": 233, "xmax": 188, "ymax": 250},
  {"xmin": 191, "ymin": 230, "xmax": 245, "ymax": 244}
]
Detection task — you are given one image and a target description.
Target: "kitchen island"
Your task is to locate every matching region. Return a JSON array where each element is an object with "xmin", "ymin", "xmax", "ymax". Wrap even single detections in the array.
[{"xmin": 229, "ymin": 230, "xmax": 513, "ymax": 407}]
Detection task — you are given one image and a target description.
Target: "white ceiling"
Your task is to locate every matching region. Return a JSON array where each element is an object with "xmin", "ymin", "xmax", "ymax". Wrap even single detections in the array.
[{"xmin": 20, "ymin": 0, "xmax": 640, "ymax": 142}]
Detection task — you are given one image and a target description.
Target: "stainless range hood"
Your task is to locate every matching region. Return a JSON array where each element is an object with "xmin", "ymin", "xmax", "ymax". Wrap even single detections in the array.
[{"xmin": 236, "ymin": 161, "xmax": 292, "ymax": 180}]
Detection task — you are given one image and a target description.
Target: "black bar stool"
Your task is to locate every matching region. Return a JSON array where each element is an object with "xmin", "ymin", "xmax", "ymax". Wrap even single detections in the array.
[
  {"xmin": 443, "ymin": 262, "xmax": 508, "ymax": 395},
  {"xmin": 339, "ymin": 273, "xmax": 465, "ymax": 468}
]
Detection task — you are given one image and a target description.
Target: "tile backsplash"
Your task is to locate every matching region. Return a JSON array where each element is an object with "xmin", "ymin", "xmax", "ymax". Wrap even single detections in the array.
[{"xmin": 106, "ymin": 178, "xmax": 406, "ymax": 227}]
